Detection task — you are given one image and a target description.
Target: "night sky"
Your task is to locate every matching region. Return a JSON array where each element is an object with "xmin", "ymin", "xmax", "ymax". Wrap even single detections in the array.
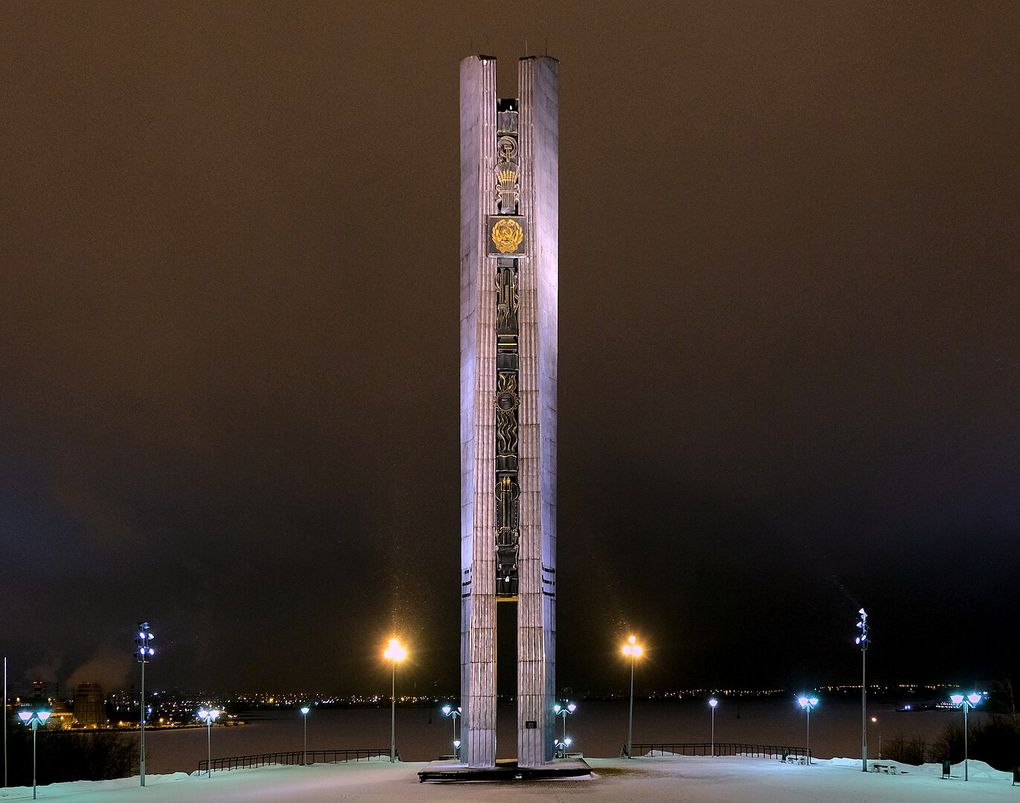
[{"xmin": 2, "ymin": 2, "xmax": 1018, "ymax": 698}]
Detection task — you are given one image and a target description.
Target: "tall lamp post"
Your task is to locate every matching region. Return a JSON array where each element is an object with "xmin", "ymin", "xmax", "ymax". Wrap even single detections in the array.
[
  {"xmin": 4, "ymin": 654, "xmax": 8, "ymax": 790},
  {"xmin": 621, "ymin": 635, "xmax": 644, "ymax": 759},
  {"xmin": 135, "ymin": 622, "xmax": 154, "ymax": 787},
  {"xmin": 855, "ymin": 608, "xmax": 869, "ymax": 772},
  {"xmin": 17, "ymin": 709, "xmax": 50, "ymax": 800},
  {"xmin": 441, "ymin": 705, "xmax": 461, "ymax": 759},
  {"xmin": 384, "ymin": 637, "xmax": 407, "ymax": 763},
  {"xmin": 708, "ymin": 698, "xmax": 718, "ymax": 756},
  {"xmin": 797, "ymin": 695, "xmax": 819, "ymax": 764},
  {"xmin": 299, "ymin": 706, "xmax": 311, "ymax": 765},
  {"xmin": 197, "ymin": 708, "xmax": 220, "ymax": 778},
  {"xmin": 553, "ymin": 702, "xmax": 576, "ymax": 754},
  {"xmin": 949, "ymin": 692, "xmax": 982, "ymax": 781}
]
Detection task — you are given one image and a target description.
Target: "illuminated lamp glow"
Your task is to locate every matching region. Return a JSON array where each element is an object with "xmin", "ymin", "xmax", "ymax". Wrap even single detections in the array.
[{"xmin": 384, "ymin": 638, "xmax": 407, "ymax": 663}]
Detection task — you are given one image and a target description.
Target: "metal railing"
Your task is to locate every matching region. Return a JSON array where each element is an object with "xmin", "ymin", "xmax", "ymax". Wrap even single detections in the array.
[
  {"xmin": 198, "ymin": 748, "xmax": 389, "ymax": 773},
  {"xmin": 628, "ymin": 742, "xmax": 808, "ymax": 760}
]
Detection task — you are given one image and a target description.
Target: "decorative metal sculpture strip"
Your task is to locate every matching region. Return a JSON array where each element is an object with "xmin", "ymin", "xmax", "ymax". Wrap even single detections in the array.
[
  {"xmin": 495, "ymin": 371, "xmax": 519, "ymax": 460},
  {"xmin": 494, "ymin": 100, "xmax": 521, "ymax": 598},
  {"xmin": 495, "ymin": 264, "xmax": 518, "ymax": 334}
]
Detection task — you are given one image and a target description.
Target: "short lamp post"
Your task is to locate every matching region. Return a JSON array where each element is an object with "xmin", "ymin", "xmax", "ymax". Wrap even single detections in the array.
[
  {"xmin": 797, "ymin": 696, "xmax": 819, "ymax": 764},
  {"xmin": 871, "ymin": 716, "xmax": 881, "ymax": 758},
  {"xmin": 441, "ymin": 705, "xmax": 461, "ymax": 759},
  {"xmin": 708, "ymin": 698, "xmax": 719, "ymax": 756},
  {"xmin": 621, "ymin": 635, "xmax": 644, "ymax": 759},
  {"xmin": 135, "ymin": 621, "xmax": 154, "ymax": 787},
  {"xmin": 197, "ymin": 708, "xmax": 220, "ymax": 778},
  {"xmin": 949, "ymin": 692, "xmax": 982, "ymax": 781},
  {"xmin": 855, "ymin": 608, "xmax": 870, "ymax": 772},
  {"xmin": 553, "ymin": 702, "xmax": 576, "ymax": 748},
  {"xmin": 17, "ymin": 710, "xmax": 50, "ymax": 800},
  {"xmin": 384, "ymin": 637, "xmax": 407, "ymax": 763},
  {"xmin": 300, "ymin": 706, "xmax": 311, "ymax": 765}
]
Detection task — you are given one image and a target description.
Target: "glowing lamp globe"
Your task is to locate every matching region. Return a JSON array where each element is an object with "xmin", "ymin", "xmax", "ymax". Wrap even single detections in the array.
[{"xmin": 384, "ymin": 638, "xmax": 407, "ymax": 663}]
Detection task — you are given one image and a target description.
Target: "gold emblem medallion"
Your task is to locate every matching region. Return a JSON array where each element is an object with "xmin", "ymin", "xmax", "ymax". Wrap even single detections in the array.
[{"xmin": 491, "ymin": 217, "xmax": 524, "ymax": 254}]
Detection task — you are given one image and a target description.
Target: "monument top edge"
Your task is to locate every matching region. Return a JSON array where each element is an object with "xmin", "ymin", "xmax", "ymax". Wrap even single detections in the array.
[{"xmin": 461, "ymin": 54, "xmax": 559, "ymax": 64}]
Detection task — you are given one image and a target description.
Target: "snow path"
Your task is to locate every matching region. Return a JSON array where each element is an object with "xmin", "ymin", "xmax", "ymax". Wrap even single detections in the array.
[{"xmin": 0, "ymin": 755, "xmax": 1015, "ymax": 801}]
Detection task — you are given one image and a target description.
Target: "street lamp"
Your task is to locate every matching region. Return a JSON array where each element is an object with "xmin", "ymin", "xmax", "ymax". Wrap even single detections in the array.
[
  {"xmin": 300, "ymin": 706, "xmax": 311, "ymax": 765},
  {"xmin": 855, "ymin": 608, "xmax": 870, "ymax": 772},
  {"xmin": 441, "ymin": 705, "xmax": 461, "ymax": 759},
  {"xmin": 621, "ymin": 635, "xmax": 644, "ymax": 759},
  {"xmin": 553, "ymin": 701, "xmax": 576, "ymax": 749},
  {"xmin": 197, "ymin": 708, "xmax": 220, "ymax": 778},
  {"xmin": 135, "ymin": 621, "xmax": 154, "ymax": 787},
  {"xmin": 949, "ymin": 692, "xmax": 982, "ymax": 781},
  {"xmin": 383, "ymin": 637, "xmax": 407, "ymax": 763},
  {"xmin": 871, "ymin": 716, "xmax": 881, "ymax": 758},
  {"xmin": 797, "ymin": 695, "xmax": 819, "ymax": 764},
  {"xmin": 708, "ymin": 698, "xmax": 718, "ymax": 756},
  {"xmin": 17, "ymin": 709, "xmax": 50, "ymax": 800}
]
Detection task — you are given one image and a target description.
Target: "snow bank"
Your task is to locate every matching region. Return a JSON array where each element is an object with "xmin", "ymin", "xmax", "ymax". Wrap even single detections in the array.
[
  {"xmin": 4, "ymin": 754, "xmax": 1019, "ymax": 802},
  {"xmin": 828, "ymin": 756, "xmax": 1013, "ymax": 782}
]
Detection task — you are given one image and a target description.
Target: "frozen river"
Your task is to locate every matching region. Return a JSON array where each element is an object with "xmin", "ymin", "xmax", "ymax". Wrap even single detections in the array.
[{"xmin": 141, "ymin": 698, "xmax": 971, "ymax": 774}]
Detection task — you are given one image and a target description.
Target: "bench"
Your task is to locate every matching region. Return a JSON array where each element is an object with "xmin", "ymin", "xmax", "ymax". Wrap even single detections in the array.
[{"xmin": 870, "ymin": 763, "xmax": 898, "ymax": 775}]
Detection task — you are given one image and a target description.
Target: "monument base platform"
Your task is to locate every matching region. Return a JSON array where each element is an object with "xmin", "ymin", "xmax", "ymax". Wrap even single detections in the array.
[{"xmin": 417, "ymin": 757, "xmax": 592, "ymax": 783}]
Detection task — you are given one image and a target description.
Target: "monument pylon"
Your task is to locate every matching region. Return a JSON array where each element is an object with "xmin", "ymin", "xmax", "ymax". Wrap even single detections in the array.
[{"xmin": 459, "ymin": 54, "xmax": 558, "ymax": 769}]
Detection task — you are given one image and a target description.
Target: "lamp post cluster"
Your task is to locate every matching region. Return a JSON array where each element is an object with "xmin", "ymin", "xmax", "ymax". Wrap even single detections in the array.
[
  {"xmin": 797, "ymin": 695, "xmax": 819, "ymax": 764},
  {"xmin": 134, "ymin": 621, "xmax": 154, "ymax": 787},
  {"xmin": 553, "ymin": 701, "xmax": 576, "ymax": 757},
  {"xmin": 708, "ymin": 697, "xmax": 718, "ymax": 756},
  {"xmin": 197, "ymin": 708, "xmax": 220, "ymax": 778},
  {"xmin": 621, "ymin": 635, "xmax": 644, "ymax": 759},
  {"xmin": 113, "ymin": 618, "xmax": 984, "ymax": 784},
  {"xmin": 384, "ymin": 637, "xmax": 407, "ymax": 763},
  {"xmin": 300, "ymin": 706, "xmax": 311, "ymax": 765},
  {"xmin": 441, "ymin": 704, "xmax": 461, "ymax": 759},
  {"xmin": 855, "ymin": 608, "xmax": 869, "ymax": 772},
  {"xmin": 617, "ymin": 636, "xmax": 718, "ymax": 762},
  {"xmin": 186, "ymin": 634, "xmax": 413, "ymax": 779},
  {"xmin": 950, "ymin": 691, "xmax": 982, "ymax": 781},
  {"xmin": 17, "ymin": 709, "xmax": 50, "ymax": 800}
]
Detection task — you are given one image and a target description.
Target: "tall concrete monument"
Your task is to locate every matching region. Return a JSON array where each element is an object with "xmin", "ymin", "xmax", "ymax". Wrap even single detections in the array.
[{"xmin": 460, "ymin": 54, "xmax": 558, "ymax": 769}]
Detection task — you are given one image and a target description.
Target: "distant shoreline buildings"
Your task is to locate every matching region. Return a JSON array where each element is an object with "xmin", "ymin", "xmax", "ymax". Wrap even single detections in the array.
[{"xmin": 5, "ymin": 679, "xmax": 970, "ymax": 734}]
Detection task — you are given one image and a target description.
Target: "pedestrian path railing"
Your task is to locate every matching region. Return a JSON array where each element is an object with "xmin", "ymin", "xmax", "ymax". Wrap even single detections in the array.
[
  {"xmin": 198, "ymin": 748, "xmax": 389, "ymax": 773},
  {"xmin": 628, "ymin": 742, "xmax": 808, "ymax": 760}
]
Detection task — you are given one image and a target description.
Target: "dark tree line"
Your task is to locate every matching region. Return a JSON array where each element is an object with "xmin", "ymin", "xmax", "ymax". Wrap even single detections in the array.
[{"xmin": 4, "ymin": 730, "xmax": 137, "ymax": 786}]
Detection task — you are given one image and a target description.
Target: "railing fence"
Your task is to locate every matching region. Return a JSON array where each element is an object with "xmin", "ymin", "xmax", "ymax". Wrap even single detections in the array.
[
  {"xmin": 628, "ymin": 742, "xmax": 808, "ymax": 760},
  {"xmin": 198, "ymin": 748, "xmax": 388, "ymax": 773}
]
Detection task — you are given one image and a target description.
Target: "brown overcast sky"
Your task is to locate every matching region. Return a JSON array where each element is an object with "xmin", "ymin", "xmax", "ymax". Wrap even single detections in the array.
[{"xmin": 1, "ymin": 1, "xmax": 1018, "ymax": 694}]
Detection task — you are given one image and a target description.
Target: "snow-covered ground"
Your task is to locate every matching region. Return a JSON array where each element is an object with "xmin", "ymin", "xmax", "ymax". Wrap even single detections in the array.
[{"xmin": 0, "ymin": 755, "xmax": 1015, "ymax": 801}]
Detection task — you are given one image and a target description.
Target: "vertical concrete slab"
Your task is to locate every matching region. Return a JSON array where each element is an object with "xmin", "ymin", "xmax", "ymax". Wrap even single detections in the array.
[
  {"xmin": 516, "ymin": 56, "xmax": 558, "ymax": 768},
  {"xmin": 460, "ymin": 55, "xmax": 498, "ymax": 769},
  {"xmin": 461, "ymin": 54, "xmax": 557, "ymax": 770}
]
